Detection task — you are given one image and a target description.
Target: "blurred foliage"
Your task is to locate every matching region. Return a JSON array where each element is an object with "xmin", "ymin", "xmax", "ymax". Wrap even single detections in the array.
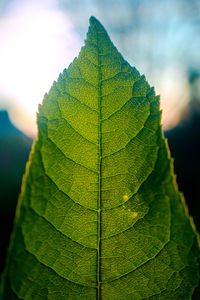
[
  {"xmin": 166, "ymin": 110, "xmax": 200, "ymax": 230},
  {"xmin": 0, "ymin": 111, "xmax": 32, "ymax": 272}
]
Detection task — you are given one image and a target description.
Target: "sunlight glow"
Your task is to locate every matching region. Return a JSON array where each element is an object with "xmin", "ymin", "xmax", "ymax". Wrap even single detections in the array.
[
  {"xmin": 157, "ymin": 66, "xmax": 190, "ymax": 129},
  {"xmin": 0, "ymin": 0, "xmax": 81, "ymax": 137}
]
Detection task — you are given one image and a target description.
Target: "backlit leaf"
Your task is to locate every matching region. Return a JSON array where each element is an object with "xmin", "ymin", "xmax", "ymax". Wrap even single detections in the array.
[{"xmin": 2, "ymin": 16, "xmax": 200, "ymax": 300}]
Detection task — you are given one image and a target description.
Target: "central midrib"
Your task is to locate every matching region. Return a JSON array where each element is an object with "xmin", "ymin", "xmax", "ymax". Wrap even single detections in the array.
[{"xmin": 97, "ymin": 32, "xmax": 102, "ymax": 300}]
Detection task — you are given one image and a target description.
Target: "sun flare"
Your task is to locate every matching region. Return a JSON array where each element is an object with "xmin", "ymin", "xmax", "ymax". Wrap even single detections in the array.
[{"xmin": 0, "ymin": 0, "xmax": 81, "ymax": 137}]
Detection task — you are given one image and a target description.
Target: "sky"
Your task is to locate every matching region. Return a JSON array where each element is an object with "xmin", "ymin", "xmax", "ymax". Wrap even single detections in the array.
[{"xmin": 0, "ymin": 0, "xmax": 199, "ymax": 137}]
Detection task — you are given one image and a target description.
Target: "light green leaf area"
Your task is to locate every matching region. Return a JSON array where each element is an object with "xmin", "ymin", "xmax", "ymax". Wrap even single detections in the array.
[{"xmin": 2, "ymin": 17, "xmax": 200, "ymax": 300}]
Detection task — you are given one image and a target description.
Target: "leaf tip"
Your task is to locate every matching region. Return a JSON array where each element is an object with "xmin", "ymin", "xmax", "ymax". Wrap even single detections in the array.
[
  {"xmin": 89, "ymin": 16, "xmax": 106, "ymax": 32},
  {"xmin": 89, "ymin": 16, "xmax": 100, "ymax": 25}
]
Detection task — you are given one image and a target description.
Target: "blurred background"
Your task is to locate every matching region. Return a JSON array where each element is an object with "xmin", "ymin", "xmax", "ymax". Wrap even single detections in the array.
[{"xmin": 0, "ymin": 0, "xmax": 200, "ymax": 273}]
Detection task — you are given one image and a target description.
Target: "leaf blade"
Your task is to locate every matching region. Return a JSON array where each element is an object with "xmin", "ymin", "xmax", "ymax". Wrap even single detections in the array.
[{"xmin": 2, "ymin": 16, "xmax": 200, "ymax": 300}]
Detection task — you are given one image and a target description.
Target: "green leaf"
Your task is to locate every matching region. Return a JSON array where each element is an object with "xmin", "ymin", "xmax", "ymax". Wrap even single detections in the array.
[{"xmin": 2, "ymin": 16, "xmax": 200, "ymax": 300}]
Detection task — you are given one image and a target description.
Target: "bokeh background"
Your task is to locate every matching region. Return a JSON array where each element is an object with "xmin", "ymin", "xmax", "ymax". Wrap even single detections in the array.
[{"xmin": 0, "ymin": 0, "xmax": 200, "ymax": 273}]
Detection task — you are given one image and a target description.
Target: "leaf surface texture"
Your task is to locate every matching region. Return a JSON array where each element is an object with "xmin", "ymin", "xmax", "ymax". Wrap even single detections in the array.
[{"xmin": 2, "ymin": 17, "xmax": 200, "ymax": 300}]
